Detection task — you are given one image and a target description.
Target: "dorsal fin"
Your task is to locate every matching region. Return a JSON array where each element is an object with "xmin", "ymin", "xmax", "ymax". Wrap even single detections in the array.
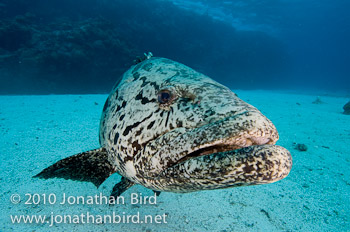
[{"xmin": 33, "ymin": 148, "xmax": 117, "ymax": 187}]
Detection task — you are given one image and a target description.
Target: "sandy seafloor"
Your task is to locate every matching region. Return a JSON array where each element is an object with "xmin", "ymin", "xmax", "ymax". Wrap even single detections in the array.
[{"xmin": 0, "ymin": 90, "xmax": 349, "ymax": 232}]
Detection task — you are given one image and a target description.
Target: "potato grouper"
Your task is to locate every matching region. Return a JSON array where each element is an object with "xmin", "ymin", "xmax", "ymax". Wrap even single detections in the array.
[{"xmin": 34, "ymin": 53, "xmax": 292, "ymax": 197}]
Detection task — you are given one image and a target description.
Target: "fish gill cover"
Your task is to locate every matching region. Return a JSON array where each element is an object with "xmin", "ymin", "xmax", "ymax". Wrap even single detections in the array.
[{"xmin": 0, "ymin": 0, "xmax": 288, "ymax": 94}]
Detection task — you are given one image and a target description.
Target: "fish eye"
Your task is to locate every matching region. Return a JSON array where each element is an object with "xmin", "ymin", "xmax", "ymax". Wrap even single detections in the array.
[{"xmin": 158, "ymin": 89, "xmax": 172, "ymax": 104}]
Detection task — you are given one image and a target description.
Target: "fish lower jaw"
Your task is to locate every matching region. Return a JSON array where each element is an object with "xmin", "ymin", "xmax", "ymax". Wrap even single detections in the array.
[
  {"xmin": 174, "ymin": 135, "xmax": 276, "ymax": 167},
  {"xmin": 154, "ymin": 144, "xmax": 292, "ymax": 193}
]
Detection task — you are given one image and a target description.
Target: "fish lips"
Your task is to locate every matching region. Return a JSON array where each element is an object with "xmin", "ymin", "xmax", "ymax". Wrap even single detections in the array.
[
  {"xmin": 143, "ymin": 110, "xmax": 284, "ymax": 178},
  {"xmin": 157, "ymin": 144, "xmax": 292, "ymax": 192}
]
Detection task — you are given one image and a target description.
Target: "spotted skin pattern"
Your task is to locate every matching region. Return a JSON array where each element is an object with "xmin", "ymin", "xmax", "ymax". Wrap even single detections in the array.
[{"xmin": 98, "ymin": 57, "xmax": 292, "ymax": 193}]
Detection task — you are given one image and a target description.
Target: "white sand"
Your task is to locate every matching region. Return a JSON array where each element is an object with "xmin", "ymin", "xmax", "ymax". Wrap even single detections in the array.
[{"xmin": 0, "ymin": 91, "xmax": 349, "ymax": 231}]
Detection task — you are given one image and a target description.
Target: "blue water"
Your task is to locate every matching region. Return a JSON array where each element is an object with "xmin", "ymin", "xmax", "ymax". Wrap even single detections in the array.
[
  {"xmin": 173, "ymin": 0, "xmax": 350, "ymax": 91},
  {"xmin": 1, "ymin": 1, "xmax": 350, "ymax": 231},
  {"xmin": 1, "ymin": 0, "xmax": 349, "ymax": 94}
]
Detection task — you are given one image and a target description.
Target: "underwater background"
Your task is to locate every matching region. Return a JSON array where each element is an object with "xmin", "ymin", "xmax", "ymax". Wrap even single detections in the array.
[
  {"xmin": 0, "ymin": 0, "xmax": 349, "ymax": 231},
  {"xmin": 1, "ymin": 0, "xmax": 349, "ymax": 94}
]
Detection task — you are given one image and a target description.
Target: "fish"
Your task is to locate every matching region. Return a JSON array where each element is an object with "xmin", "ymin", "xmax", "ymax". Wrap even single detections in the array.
[{"xmin": 34, "ymin": 53, "xmax": 292, "ymax": 197}]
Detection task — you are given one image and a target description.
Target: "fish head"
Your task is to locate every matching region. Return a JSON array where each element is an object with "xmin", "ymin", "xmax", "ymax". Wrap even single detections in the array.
[{"xmin": 100, "ymin": 57, "xmax": 292, "ymax": 192}]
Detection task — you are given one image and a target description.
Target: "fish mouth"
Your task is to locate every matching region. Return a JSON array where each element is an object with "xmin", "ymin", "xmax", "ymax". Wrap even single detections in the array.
[
  {"xmin": 144, "ymin": 110, "xmax": 280, "ymax": 176},
  {"xmin": 173, "ymin": 136, "xmax": 275, "ymax": 168},
  {"xmin": 156, "ymin": 144, "xmax": 292, "ymax": 192},
  {"xmin": 165, "ymin": 112, "xmax": 279, "ymax": 172},
  {"xmin": 155, "ymin": 134, "xmax": 292, "ymax": 193},
  {"xmin": 141, "ymin": 110, "xmax": 292, "ymax": 192}
]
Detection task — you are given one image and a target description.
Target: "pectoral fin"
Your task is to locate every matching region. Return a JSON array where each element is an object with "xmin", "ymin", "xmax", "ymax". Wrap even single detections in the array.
[
  {"xmin": 110, "ymin": 177, "xmax": 135, "ymax": 198},
  {"xmin": 33, "ymin": 147, "xmax": 116, "ymax": 188}
]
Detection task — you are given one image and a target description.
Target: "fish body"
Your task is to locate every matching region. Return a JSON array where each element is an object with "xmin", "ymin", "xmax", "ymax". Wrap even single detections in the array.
[{"xmin": 35, "ymin": 55, "xmax": 292, "ymax": 196}]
